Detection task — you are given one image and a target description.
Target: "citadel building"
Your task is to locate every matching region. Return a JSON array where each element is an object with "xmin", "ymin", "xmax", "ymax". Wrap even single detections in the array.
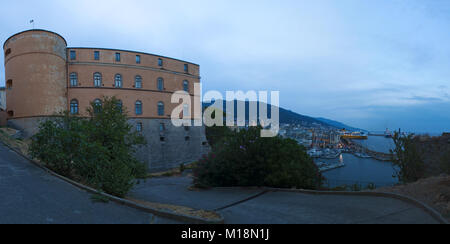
[{"xmin": 3, "ymin": 29, "xmax": 209, "ymax": 171}]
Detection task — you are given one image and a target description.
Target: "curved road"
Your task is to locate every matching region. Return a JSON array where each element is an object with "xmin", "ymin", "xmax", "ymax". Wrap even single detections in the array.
[
  {"xmin": 0, "ymin": 144, "xmax": 178, "ymax": 224},
  {"xmin": 131, "ymin": 177, "xmax": 441, "ymax": 224},
  {"xmin": 0, "ymin": 143, "xmax": 441, "ymax": 224}
]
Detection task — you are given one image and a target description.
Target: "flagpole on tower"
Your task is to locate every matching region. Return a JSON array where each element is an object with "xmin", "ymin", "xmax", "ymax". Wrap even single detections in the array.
[{"xmin": 30, "ymin": 19, "xmax": 34, "ymax": 29}]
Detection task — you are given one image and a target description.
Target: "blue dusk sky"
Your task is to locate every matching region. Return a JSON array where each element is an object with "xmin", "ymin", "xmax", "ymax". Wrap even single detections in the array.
[{"xmin": 1, "ymin": 0, "xmax": 449, "ymax": 133}]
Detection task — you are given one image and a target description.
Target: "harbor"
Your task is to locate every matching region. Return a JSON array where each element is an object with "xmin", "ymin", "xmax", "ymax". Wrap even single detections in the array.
[
  {"xmin": 307, "ymin": 135, "xmax": 398, "ymax": 188},
  {"xmin": 321, "ymin": 153, "xmax": 399, "ymax": 188},
  {"xmin": 281, "ymin": 123, "xmax": 399, "ymax": 188}
]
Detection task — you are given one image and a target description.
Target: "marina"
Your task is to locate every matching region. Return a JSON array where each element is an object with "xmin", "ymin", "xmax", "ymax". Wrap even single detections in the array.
[
  {"xmin": 309, "ymin": 136, "xmax": 398, "ymax": 188},
  {"xmin": 321, "ymin": 153, "xmax": 398, "ymax": 188}
]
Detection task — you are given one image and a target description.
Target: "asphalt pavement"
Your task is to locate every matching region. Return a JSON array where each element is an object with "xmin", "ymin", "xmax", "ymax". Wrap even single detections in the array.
[
  {"xmin": 0, "ymin": 144, "xmax": 179, "ymax": 224},
  {"xmin": 130, "ymin": 176, "xmax": 440, "ymax": 224},
  {"xmin": 0, "ymin": 142, "xmax": 440, "ymax": 224}
]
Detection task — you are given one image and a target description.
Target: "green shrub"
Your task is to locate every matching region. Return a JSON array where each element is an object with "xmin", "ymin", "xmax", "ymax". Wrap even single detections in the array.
[
  {"xmin": 205, "ymin": 125, "xmax": 233, "ymax": 148},
  {"xmin": 97, "ymin": 159, "xmax": 136, "ymax": 197},
  {"xmin": 30, "ymin": 114, "xmax": 87, "ymax": 176},
  {"xmin": 193, "ymin": 126, "xmax": 322, "ymax": 189},
  {"xmin": 30, "ymin": 96, "xmax": 147, "ymax": 197},
  {"xmin": 390, "ymin": 133, "xmax": 425, "ymax": 183}
]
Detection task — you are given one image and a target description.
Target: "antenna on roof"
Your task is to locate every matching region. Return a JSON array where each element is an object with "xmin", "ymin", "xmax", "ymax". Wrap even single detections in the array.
[{"xmin": 30, "ymin": 19, "xmax": 35, "ymax": 29}]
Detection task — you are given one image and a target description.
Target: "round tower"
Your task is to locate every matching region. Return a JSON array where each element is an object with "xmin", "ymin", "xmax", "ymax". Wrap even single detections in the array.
[{"xmin": 3, "ymin": 30, "xmax": 67, "ymax": 136}]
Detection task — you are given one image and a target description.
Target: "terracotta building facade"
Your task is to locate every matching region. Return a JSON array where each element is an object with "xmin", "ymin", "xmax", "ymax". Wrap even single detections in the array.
[{"xmin": 3, "ymin": 29, "xmax": 209, "ymax": 171}]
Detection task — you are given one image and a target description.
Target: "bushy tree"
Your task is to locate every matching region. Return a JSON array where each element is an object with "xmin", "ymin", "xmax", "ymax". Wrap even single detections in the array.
[
  {"xmin": 390, "ymin": 133, "xmax": 425, "ymax": 183},
  {"xmin": 205, "ymin": 125, "xmax": 232, "ymax": 148},
  {"xmin": 30, "ymin": 113, "xmax": 88, "ymax": 176},
  {"xmin": 194, "ymin": 126, "xmax": 322, "ymax": 189},
  {"xmin": 30, "ymin": 97, "xmax": 146, "ymax": 197},
  {"xmin": 204, "ymin": 109, "xmax": 231, "ymax": 148}
]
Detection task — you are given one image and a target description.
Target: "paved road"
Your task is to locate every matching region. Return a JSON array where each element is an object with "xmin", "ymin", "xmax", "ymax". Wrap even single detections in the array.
[
  {"xmin": 0, "ymin": 142, "xmax": 441, "ymax": 224},
  {"xmin": 131, "ymin": 177, "xmax": 440, "ymax": 224},
  {"xmin": 0, "ymin": 144, "xmax": 180, "ymax": 224}
]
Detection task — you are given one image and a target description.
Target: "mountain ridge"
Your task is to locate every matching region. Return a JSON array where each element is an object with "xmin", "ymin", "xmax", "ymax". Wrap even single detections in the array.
[{"xmin": 202, "ymin": 100, "xmax": 361, "ymax": 131}]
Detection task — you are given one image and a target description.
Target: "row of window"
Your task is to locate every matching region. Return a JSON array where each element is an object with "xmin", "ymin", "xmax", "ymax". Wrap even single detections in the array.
[
  {"xmin": 69, "ymin": 72, "xmax": 189, "ymax": 92},
  {"xmin": 69, "ymin": 50, "xmax": 189, "ymax": 73},
  {"xmin": 70, "ymin": 99, "xmax": 166, "ymax": 116},
  {"xmin": 135, "ymin": 122, "xmax": 168, "ymax": 133},
  {"xmin": 134, "ymin": 122, "xmax": 190, "ymax": 139},
  {"xmin": 135, "ymin": 125, "xmax": 191, "ymax": 143}
]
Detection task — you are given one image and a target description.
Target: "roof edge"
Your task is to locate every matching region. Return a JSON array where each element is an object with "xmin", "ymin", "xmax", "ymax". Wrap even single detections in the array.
[
  {"xmin": 3, "ymin": 29, "xmax": 67, "ymax": 50},
  {"xmin": 68, "ymin": 47, "xmax": 200, "ymax": 67}
]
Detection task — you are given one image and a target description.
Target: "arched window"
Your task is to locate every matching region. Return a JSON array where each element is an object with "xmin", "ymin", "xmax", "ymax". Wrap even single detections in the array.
[
  {"xmin": 94, "ymin": 99, "xmax": 102, "ymax": 113},
  {"xmin": 135, "ymin": 100, "xmax": 143, "ymax": 115},
  {"xmin": 94, "ymin": 72, "xmax": 102, "ymax": 87},
  {"xmin": 115, "ymin": 74, "xmax": 122, "ymax": 88},
  {"xmin": 135, "ymin": 75, "xmax": 142, "ymax": 89},
  {"xmin": 70, "ymin": 73, "xmax": 78, "ymax": 87},
  {"xmin": 157, "ymin": 102, "xmax": 164, "ymax": 116},
  {"xmin": 157, "ymin": 77, "xmax": 164, "ymax": 91},
  {"xmin": 183, "ymin": 80, "xmax": 189, "ymax": 92},
  {"xmin": 70, "ymin": 99, "xmax": 79, "ymax": 115}
]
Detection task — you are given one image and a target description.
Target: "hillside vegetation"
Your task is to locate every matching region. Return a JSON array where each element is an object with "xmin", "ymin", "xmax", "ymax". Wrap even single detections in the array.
[{"xmin": 195, "ymin": 126, "xmax": 322, "ymax": 189}]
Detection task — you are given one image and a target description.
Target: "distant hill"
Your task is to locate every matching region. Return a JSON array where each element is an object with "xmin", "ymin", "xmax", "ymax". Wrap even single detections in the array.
[
  {"xmin": 316, "ymin": 118, "xmax": 363, "ymax": 132},
  {"xmin": 202, "ymin": 100, "xmax": 360, "ymax": 130}
]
